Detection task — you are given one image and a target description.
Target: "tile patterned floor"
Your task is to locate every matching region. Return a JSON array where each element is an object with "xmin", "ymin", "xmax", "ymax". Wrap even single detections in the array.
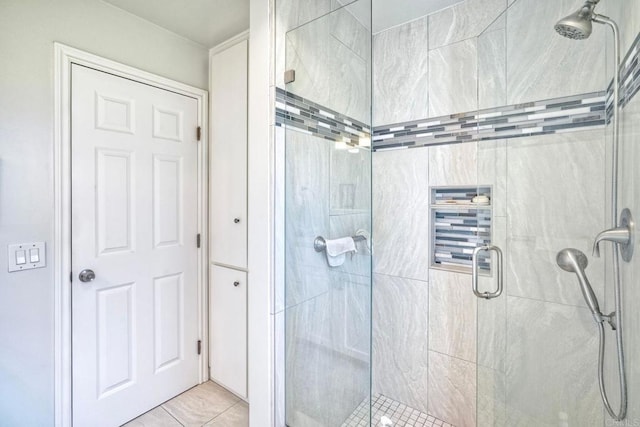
[
  {"xmin": 342, "ymin": 394, "xmax": 453, "ymax": 427},
  {"xmin": 124, "ymin": 381, "xmax": 249, "ymax": 427}
]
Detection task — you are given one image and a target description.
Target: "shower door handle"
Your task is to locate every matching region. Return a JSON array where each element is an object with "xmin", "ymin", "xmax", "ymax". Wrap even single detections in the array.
[{"xmin": 472, "ymin": 245, "xmax": 503, "ymax": 299}]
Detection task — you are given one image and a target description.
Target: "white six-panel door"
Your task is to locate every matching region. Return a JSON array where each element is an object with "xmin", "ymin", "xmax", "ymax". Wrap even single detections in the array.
[{"xmin": 71, "ymin": 64, "xmax": 200, "ymax": 427}]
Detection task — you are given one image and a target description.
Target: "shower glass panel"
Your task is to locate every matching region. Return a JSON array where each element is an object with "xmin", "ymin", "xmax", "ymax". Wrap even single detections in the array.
[
  {"xmin": 475, "ymin": 3, "xmax": 612, "ymax": 426},
  {"xmin": 283, "ymin": 2, "xmax": 373, "ymax": 426}
]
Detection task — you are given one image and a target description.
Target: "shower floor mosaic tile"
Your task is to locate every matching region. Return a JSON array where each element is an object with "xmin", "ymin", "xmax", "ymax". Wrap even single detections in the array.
[{"xmin": 341, "ymin": 394, "xmax": 453, "ymax": 427}]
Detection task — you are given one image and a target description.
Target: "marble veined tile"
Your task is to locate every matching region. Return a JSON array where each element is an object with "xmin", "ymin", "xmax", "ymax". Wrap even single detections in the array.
[
  {"xmin": 285, "ymin": 132, "xmax": 332, "ymax": 307},
  {"xmin": 506, "ymin": 0, "xmax": 607, "ymax": 104},
  {"xmin": 429, "ymin": 141, "xmax": 477, "ymax": 187},
  {"xmin": 505, "ymin": 130, "xmax": 606, "ymax": 307},
  {"xmin": 124, "ymin": 407, "xmax": 181, "ymax": 427},
  {"xmin": 429, "ymin": 269, "xmax": 477, "ymax": 363},
  {"xmin": 373, "ymin": 15, "xmax": 429, "ymax": 126},
  {"xmin": 330, "ymin": 4, "xmax": 371, "ymax": 62},
  {"xmin": 506, "ymin": 130, "xmax": 605, "ymax": 237},
  {"xmin": 372, "ymin": 148, "xmax": 431, "ymax": 282},
  {"xmin": 507, "ymin": 234, "xmax": 606, "ymax": 308},
  {"xmin": 373, "ymin": 274, "xmax": 429, "ymax": 414},
  {"xmin": 429, "ymin": 0, "xmax": 507, "ymax": 49},
  {"xmin": 428, "ymin": 39, "xmax": 478, "ymax": 117},
  {"xmin": 478, "ymin": 28, "xmax": 507, "ymax": 111},
  {"xmin": 428, "ymin": 351, "xmax": 477, "ymax": 427},
  {"xmin": 162, "ymin": 382, "xmax": 240, "ymax": 426},
  {"xmin": 478, "ymin": 139, "xmax": 506, "ymax": 217},
  {"xmin": 275, "ymin": 0, "xmax": 332, "ymax": 87},
  {"xmin": 285, "ymin": 7, "xmax": 370, "ymax": 123},
  {"xmin": 204, "ymin": 402, "xmax": 249, "ymax": 427},
  {"xmin": 286, "ymin": 331, "xmax": 369, "ymax": 426},
  {"xmin": 477, "ymin": 216, "xmax": 507, "ymax": 373},
  {"xmin": 328, "ymin": 272, "xmax": 371, "ymax": 359},
  {"xmin": 330, "ymin": 145, "xmax": 371, "ymax": 214},
  {"xmin": 477, "ymin": 366, "xmax": 506, "ymax": 427},
  {"xmin": 505, "ymin": 296, "xmax": 602, "ymax": 427},
  {"xmin": 373, "ymin": 147, "xmax": 429, "ymax": 198}
]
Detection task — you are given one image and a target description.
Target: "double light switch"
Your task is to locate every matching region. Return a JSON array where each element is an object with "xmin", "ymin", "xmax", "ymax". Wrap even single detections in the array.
[{"xmin": 8, "ymin": 242, "xmax": 46, "ymax": 272}]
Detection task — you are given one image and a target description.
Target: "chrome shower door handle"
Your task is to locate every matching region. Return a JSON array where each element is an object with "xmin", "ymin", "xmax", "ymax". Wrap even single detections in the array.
[{"xmin": 472, "ymin": 245, "xmax": 503, "ymax": 299}]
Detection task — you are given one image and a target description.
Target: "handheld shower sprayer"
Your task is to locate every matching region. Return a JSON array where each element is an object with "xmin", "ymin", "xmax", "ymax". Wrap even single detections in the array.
[
  {"xmin": 556, "ymin": 249, "xmax": 603, "ymax": 322},
  {"xmin": 556, "ymin": 247, "xmax": 624, "ymax": 420}
]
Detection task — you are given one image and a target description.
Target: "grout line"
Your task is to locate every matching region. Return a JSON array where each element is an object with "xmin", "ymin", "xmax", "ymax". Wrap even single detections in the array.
[
  {"xmin": 160, "ymin": 406, "xmax": 185, "ymax": 427},
  {"xmin": 203, "ymin": 400, "xmax": 248, "ymax": 426}
]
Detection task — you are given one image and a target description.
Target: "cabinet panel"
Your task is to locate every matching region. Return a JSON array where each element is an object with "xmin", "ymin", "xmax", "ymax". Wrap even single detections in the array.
[
  {"xmin": 210, "ymin": 40, "xmax": 248, "ymax": 268},
  {"xmin": 209, "ymin": 264, "xmax": 247, "ymax": 398}
]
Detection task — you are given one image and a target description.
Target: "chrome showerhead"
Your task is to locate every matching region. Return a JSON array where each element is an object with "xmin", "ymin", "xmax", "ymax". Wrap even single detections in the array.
[
  {"xmin": 554, "ymin": 0, "xmax": 601, "ymax": 40},
  {"xmin": 556, "ymin": 248, "xmax": 588, "ymax": 272}
]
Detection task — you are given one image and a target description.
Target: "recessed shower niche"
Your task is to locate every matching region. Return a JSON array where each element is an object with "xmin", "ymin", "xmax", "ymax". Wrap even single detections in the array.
[{"xmin": 430, "ymin": 186, "xmax": 492, "ymax": 273}]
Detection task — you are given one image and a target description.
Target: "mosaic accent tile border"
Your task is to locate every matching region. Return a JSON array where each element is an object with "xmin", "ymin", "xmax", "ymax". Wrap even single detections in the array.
[
  {"xmin": 341, "ymin": 394, "xmax": 453, "ymax": 427},
  {"xmin": 372, "ymin": 91, "xmax": 607, "ymax": 151},
  {"xmin": 275, "ymin": 87, "xmax": 371, "ymax": 146},
  {"xmin": 277, "ymin": 32, "xmax": 640, "ymax": 151},
  {"xmin": 373, "ymin": 32, "xmax": 640, "ymax": 152}
]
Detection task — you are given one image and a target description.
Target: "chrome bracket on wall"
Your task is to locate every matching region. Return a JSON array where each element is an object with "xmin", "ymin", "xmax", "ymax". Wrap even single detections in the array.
[
  {"xmin": 619, "ymin": 208, "xmax": 635, "ymax": 262},
  {"xmin": 284, "ymin": 69, "xmax": 296, "ymax": 84},
  {"xmin": 472, "ymin": 245, "xmax": 504, "ymax": 299}
]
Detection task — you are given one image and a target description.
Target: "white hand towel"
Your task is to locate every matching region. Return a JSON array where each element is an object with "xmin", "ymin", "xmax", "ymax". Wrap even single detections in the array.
[
  {"xmin": 324, "ymin": 237, "xmax": 356, "ymax": 267},
  {"xmin": 326, "ymin": 252, "xmax": 346, "ymax": 267}
]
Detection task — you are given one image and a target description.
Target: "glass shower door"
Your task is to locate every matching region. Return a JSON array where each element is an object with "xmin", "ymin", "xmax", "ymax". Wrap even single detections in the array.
[
  {"xmin": 475, "ymin": 4, "xmax": 612, "ymax": 426},
  {"xmin": 282, "ymin": 2, "xmax": 373, "ymax": 426}
]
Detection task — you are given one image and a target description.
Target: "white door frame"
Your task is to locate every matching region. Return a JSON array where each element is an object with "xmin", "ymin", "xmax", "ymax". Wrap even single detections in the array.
[{"xmin": 53, "ymin": 43, "xmax": 209, "ymax": 427}]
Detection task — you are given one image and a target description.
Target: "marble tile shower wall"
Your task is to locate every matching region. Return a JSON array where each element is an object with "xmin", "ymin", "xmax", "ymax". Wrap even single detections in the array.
[
  {"xmin": 370, "ymin": 0, "xmax": 637, "ymax": 426},
  {"xmin": 276, "ymin": 0, "xmax": 370, "ymax": 123},
  {"xmin": 604, "ymin": 2, "xmax": 640, "ymax": 422}
]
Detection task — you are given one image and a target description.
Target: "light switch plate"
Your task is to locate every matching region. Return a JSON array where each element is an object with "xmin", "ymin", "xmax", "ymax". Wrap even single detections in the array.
[{"xmin": 8, "ymin": 242, "xmax": 46, "ymax": 272}]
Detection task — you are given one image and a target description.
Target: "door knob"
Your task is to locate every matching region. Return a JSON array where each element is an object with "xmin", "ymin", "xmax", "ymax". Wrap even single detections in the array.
[
  {"xmin": 234, "ymin": 218, "xmax": 241, "ymax": 224},
  {"xmin": 79, "ymin": 269, "xmax": 96, "ymax": 283},
  {"xmin": 233, "ymin": 281, "xmax": 240, "ymax": 287}
]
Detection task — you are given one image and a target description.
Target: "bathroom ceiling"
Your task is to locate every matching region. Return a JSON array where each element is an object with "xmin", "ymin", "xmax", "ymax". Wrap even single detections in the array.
[
  {"xmin": 101, "ymin": 0, "xmax": 249, "ymax": 48},
  {"xmin": 100, "ymin": 0, "xmax": 465, "ymax": 46},
  {"xmin": 373, "ymin": 0, "xmax": 464, "ymax": 33}
]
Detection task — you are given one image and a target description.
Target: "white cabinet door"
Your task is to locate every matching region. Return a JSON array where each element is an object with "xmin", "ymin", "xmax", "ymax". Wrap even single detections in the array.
[
  {"xmin": 71, "ymin": 64, "xmax": 200, "ymax": 427},
  {"xmin": 210, "ymin": 40, "xmax": 248, "ymax": 269},
  {"xmin": 209, "ymin": 265, "xmax": 247, "ymax": 398}
]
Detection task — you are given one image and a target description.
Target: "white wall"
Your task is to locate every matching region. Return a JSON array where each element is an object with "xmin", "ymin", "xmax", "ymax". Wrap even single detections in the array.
[
  {"xmin": 0, "ymin": 1, "xmax": 208, "ymax": 424},
  {"xmin": 247, "ymin": 0, "xmax": 275, "ymax": 425}
]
